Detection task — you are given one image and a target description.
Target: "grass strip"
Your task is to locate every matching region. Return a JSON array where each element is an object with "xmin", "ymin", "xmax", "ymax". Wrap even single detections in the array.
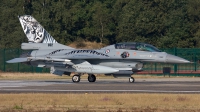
[{"xmin": 0, "ymin": 93, "xmax": 200, "ymax": 112}]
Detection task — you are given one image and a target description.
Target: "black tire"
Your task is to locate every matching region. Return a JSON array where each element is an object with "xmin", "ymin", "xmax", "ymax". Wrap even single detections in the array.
[
  {"xmin": 72, "ymin": 75, "xmax": 80, "ymax": 83},
  {"xmin": 88, "ymin": 74, "xmax": 96, "ymax": 82}
]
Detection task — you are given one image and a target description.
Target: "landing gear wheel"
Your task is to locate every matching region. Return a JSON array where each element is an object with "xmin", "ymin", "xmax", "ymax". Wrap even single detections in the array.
[
  {"xmin": 72, "ymin": 75, "xmax": 80, "ymax": 83},
  {"xmin": 88, "ymin": 74, "xmax": 96, "ymax": 82},
  {"xmin": 129, "ymin": 77, "xmax": 135, "ymax": 83}
]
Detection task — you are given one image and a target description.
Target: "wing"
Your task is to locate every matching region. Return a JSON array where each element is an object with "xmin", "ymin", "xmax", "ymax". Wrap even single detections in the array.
[{"xmin": 6, "ymin": 57, "xmax": 71, "ymax": 64}]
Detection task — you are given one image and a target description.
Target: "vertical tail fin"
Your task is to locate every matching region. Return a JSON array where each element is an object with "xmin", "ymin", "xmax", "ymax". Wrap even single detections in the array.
[{"xmin": 18, "ymin": 15, "xmax": 57, "ymax": 43}]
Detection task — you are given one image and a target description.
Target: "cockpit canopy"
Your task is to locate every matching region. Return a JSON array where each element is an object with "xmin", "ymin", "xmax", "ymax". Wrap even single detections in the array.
[{"xmin": 115, "ymin": 42, "xmax": 161, "ymax": 52}]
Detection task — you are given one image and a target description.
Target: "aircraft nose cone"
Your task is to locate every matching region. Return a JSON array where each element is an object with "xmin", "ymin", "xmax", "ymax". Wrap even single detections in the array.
[{"xmin": 166, "ymin": 54, "xmax": 190, "ymax": 63}]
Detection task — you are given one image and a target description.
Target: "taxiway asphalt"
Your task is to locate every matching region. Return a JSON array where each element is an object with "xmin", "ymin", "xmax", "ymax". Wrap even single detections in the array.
[{"xmin": 0, "ymin": 78, "xmax": 200, "ymax": 93}]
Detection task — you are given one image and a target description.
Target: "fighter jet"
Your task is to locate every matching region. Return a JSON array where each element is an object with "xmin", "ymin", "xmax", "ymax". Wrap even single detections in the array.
[{"xmin": 7, "ymin": 15, "xmax": 190, "ymax": 83}]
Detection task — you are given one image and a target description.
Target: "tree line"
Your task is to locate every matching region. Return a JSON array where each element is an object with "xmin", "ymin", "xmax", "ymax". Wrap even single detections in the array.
[{"xmin": 0, "ymin": 0, "xmax": 200, "ymax": 48}]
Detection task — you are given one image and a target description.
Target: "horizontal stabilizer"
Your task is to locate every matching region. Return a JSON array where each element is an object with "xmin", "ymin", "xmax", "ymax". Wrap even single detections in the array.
[
  {"xmin": 6, "ymin": 58, "xmax": 28, "ymax": 63},
  {"xmin": 7, "ymin": 57, "xmax": 72, "ymax": 64}
]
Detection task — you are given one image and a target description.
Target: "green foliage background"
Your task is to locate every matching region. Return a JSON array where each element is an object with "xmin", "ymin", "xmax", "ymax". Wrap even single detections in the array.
[{"xmin": 1, "ymin": 0, "xmax": 200, "ymax": 48}]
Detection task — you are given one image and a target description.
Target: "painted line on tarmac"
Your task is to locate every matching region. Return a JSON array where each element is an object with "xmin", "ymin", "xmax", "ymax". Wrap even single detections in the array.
[{"xmin": 1, "ymin": 89, "xmax": 200, "ymax": 93}]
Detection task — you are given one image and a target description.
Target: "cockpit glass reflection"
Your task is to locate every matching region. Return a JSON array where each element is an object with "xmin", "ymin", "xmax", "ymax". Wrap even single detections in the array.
[{"xmin": 115, "ymin": 42, "xmax": 161, "ymax": 52}]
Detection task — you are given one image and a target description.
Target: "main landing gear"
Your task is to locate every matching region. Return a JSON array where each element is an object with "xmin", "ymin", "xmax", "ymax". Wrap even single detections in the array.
[
  {"xmin": 129, "ymin": 77, "xmax": 135, "ymax": 83},
  {"xmin": 72, "ymin": 74, "xmax": 96, "ymax": 83},
  {"xmin": 72, "ymin": 74, "xmax": 134, "ymax": 83},
  {"xmin": 88, "ymin": 74, "xmax": 96, "ymax": 82},
  {"xmin": 72, "ymin": 75, "xmax": 80, "ymax": 83}
]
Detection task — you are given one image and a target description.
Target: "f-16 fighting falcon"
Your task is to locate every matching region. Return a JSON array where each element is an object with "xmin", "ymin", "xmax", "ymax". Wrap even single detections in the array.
[{"xmin": 7, "ymin": 15, "xmax": 190, "ymax": 83}]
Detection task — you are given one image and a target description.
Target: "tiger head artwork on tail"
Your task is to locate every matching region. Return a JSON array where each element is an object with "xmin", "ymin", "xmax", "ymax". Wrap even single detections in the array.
[{"xmin": 18, "ymin": 15, "xmax": 57, "ymax": 43}]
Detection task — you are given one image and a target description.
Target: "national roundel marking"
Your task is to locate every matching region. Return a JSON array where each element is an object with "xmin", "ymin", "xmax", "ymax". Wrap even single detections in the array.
[{"xmin": 105, "ymin": 49, "xmax": 110, "ymax": 54}]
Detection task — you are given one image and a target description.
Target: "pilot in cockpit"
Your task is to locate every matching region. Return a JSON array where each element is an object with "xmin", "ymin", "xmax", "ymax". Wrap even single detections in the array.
[{"xmin": 137, "ymin": 44, "xmax": 147, "ymax": 51}]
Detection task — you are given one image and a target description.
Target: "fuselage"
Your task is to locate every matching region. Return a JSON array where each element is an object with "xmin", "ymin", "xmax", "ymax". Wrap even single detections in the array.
[{"xmin": 22, "ymin": 42, "xmax": 189, "ymax": 75}]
